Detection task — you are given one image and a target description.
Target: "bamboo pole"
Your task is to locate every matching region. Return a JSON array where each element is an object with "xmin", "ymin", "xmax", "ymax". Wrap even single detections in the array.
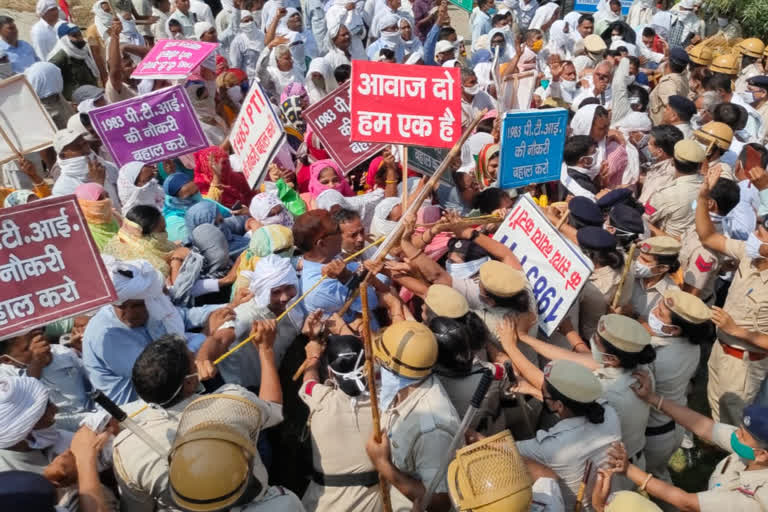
[{"xmin": 611, "ymin": 243, "xmax": 636, "ymax": 310}]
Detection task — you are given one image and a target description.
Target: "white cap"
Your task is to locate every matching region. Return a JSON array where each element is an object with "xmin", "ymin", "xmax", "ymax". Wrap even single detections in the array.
[
  {"xmin": 435, "ymin": 40, "xmax": 454, "ymax": 54},
  {"xmin": 53, "ymin": 128, "xmax": 83, "ymax": 154}
]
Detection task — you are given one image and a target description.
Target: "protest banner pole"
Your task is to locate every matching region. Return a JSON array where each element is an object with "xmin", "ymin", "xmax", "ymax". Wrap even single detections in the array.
[
  {"xmin": 360, "ymin": 278, "xmax": 393, "ymax": 512},
  {"xmin": 611, "ymin": 242, "xmax": 636, "ymax": 310},
  {"xmin": 0, "ymin": 124, "xmax": 23, "ymax": 160},
  {"xmin": 401, "ymin": 145, "xmax": 408, "ymax": 205}
]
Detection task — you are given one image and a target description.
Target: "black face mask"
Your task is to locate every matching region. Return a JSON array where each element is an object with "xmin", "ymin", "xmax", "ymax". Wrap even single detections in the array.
[{"xmin": 72, "ymin": 39, "xmax": 86, "ymax": 49}]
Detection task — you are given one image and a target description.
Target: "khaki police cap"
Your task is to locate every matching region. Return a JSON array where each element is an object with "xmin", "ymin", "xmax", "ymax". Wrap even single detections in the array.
[
  {"xmin": 639, "ymin": 236, "xmax": 682, "ymax": 256},
  {"xmin": 425, "ymin": 284, "xmax": 469, "ymax": 319},
  {"xmin": 709, "ymin": 53, "xmax": 740, "ymax": 75},
  {"xmin": 584, "ymin": 34, "xmax": 607, "ymax": 53},
  {"xmin": 737, "ymin": 38, "xmax": 766, "ymax": 58},
  {"xmin": 543, "ymin": 360, "xmax": 602, "ymax": 403},
  {"xmin": 479, "ymin": 261, "xmax": 526, "ymax": 298},
  {"xmin": 663, "ymin": 289, "xmax": 711, "ymax": 324},
  {"xmin": 597, "ymin": 314, "xmax": 651, "ymax": 353},
  {"xmin": 374, "ymin": 321, "xmax": 438, "ymax": 379},
  {"xmin": 674, "ymin": 139, "xmax": 706, "ymax": 164},
  {"xmin": 694, "ymin": 121, "xmax": 734, "ymax": 151},
  {"xmin": 605, "ymin": 491, "xmax": 662, "ymax": 511},
  {"xmin": 688, "ymin": 43, "xmax": 713, "ymax": 66}
]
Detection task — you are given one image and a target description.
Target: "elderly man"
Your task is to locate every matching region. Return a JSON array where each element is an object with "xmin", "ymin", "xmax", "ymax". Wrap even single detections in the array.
[
  {"xmin": 571, "ymin": 59, "xmax": 613, "ymax": 108},
  {"xmin": 82, "ymin": 257, "xmax": 228, "ymax": 404}
]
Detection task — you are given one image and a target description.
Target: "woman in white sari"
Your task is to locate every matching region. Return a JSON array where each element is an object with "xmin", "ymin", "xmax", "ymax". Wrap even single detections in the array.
[{"xmin": 305, "ymin": 58, "xmax": 337, "ymax": 104}]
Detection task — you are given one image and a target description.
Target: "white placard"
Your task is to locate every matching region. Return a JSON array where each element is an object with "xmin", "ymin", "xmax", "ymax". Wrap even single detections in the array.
[{"xmin": 0, "ymin": 75, "xmax": 57, "ymax": 165}]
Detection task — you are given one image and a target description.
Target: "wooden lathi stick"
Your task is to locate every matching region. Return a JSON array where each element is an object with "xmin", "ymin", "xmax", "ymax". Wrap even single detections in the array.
[{"xmin": 611, "ymin": 242, "xmax": 636, "ymax": 310}]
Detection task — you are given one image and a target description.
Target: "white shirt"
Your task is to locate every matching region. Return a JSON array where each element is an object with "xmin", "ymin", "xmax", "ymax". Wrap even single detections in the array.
[
  {"xmin": 29, "ymin": 19, "xmax": 61, "ymax": 61},
  {"xmin": 190, "ymin": 0, "xmax": 215, "ymax": 26}
]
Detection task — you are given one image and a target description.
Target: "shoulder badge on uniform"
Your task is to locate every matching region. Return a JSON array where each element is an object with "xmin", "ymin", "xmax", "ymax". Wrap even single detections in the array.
[
  {"xmin": 695, "ymin": 255, "xmax": 713, "ymax": 273},
  {"xmin": 644, "ymin": 202, "xmax": 656, "ymax": 215},
  {"xmin": 305, "ymin": 381, "xmax": 316, "ymax": 396}
]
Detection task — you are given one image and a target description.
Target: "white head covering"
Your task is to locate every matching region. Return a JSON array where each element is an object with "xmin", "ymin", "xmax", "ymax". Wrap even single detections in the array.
[
  {"xmin": 650, "ymin": 11, "xmax": 672, "ymax": 40},
  {"xmin": 457, "ymin": 132, "xmax": 494, "ymax": 174},
  {"xmin": 117, "ymin": 161, "xmax": 165, "ymax": 215},
  {"xmin": 305, "ymin": 58, "xmax": 335, "ymax": 104},
  {"xmin": 610, "ymin": 39, "xmax": 637, "ymax": 56},
  {"xmin": 529, "ymin": 2, "xmax": 559, "ymax": 30},
  {"xmin": 370, "ymin": 197, "xmax": 401, "ymax": 238},
  {"xmin": 571, "ymin": 103, "xmax": 600, "ymax": 136},
  {"xmin": 36, "ymin": 0, "xmax": 58, "ymax": 17},
  {"xmin": 48, "ymin": 30, "xmax": 100, "ymax": 80},
  {"xmin": 0, "ymin": 376, "xmax": 50, "ymax": 449},
  {"xmin": 242, "ymin": 254, "xmax": 299, "ymax": 307},
  {"xmin": 249, "ymin": 192, "xmax": 294, "ymax": 227},
  {"xmin": 405, "ymin": 49, "xmax": 424, "ymax": 64},
  {"xmin": 194, "ymin": 21, "xmax": 214, "ymax": 40},
  {"xmin": 595, "ymin": 0, "xmax": 622, "ymax": 26},
  {"xmin": 564, "ymin": 10, "xmax": 582, "ymax": 32},
  {"xmin": 548, "ymin": 20, "xmax": 573, "ymax": 57},
  {"xmin": 104, "ymin": 256, "xmax": 186, "ymax": 335},
  {"xmin": 613, "ymin": 111, "xmax": 651, "ymax": 186},
  {"xmin": 91, "ymin": 0, "xmax": 114, "ymax": 40},
  {"xmin": 23, "ymin": 61, "xmax": 63, "ymax": 99}
]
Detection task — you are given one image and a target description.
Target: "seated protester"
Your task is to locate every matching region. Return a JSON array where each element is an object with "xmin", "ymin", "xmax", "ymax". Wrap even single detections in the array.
[
  {"xmin": 637, "ymin": 124, "xmax": 684, "ymax": 205},
  {"xmin": 113, "ymin": 333, "xmax": 293, "ymax": 511},
  {"xmin": 161, "ymin": 172, "xmax": 230, "ymax": 242},
  {"xmin": 0, "ymin": 376, "xmax": 68, "ymax": 473},
  {"xmin": 472, "ymin": 186, "xmax": 515, "ymax": 214},
  {"xmin": 475, "ymin": 142, "xmax": 500, "ymax": 189},
  {"xmin": 366, "ymin": 321, "xmax": 461, "ymax": 512},
  {"xmin": 248, "ymin": 192, "xmax": 295, "ymax": 230},
  {"xmin": 299, "ymin": 332, "xmax": 381, "ymax": 512},
  {"xmin": 499, "ymin": 315, "xmax": 654, "ymax": 493},
  {"xmin": 575, "ymin": 227, "xmax": 632, "ymax": 342},
  {"xmin": 662, "ymin": 94, "xmax": 696, "ymax": 139},
  {"xmin": 644, "ymin": 290, "xmax": 714, "ymax": 484},
  {"xmin": 50, "ymin": 128, "xmax": 121, "ymax": 211},
  {"xmin": 460, "ymin": 67, "xmax": 495, "ymax": 129},
  {"xmin": 679, "ymin": 178, "xmax": 740, "ymax": 302},
  {"xmin": 193, "ymin": 145, "xmax": 254, "ymax": 210},
  {"xmin": 185, "ymin": 200, "xmax": 250, "ymax": 258},
  {"xmin": 83, "ymin": 257, "xmax": 224, "ymax": 404},
  {"xmin": 505, "ymin": 359, "xmax": 622, "ymax": 510},
  {"xmin": 231, "ymin": 224, "xmax": 295, "ymax": 297},
  {"xmin": 609, "ymin": 380, "xmax": 768, "ymax": 512},
  {"xmin": 75, "ymin": 183, "xmax": 120, "ymax": 251},
  {"xmin": 629, "ymin": 236, "xmax": 681, "ymax": 320},
  {"xmin": 202, "ymin": 254, "xmax": 302, "ymax": 389},
  {"xmin": 559, "ymin": 134, "xmax": 601, "ymax": 200},
  {"xmin": 644, "ymin": 140, "xmax": 704, "ymax": 239},
  {"xmin": 47, "ymin": 23, "xmax": 99, "ymax": 101},
  {"xmin": 116, "ymin": 161, "xmax": 165, "ymax": 217},
  {"xmin": 0, "ymin": 328, "xmax": 95, "ymax": 432},
  {"xmin": 302, "ymin": 159, "xmax": 355, "ymax": 210}
]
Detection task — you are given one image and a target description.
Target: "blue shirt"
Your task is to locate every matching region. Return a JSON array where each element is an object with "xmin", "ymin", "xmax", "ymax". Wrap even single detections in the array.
[
  {"xmin": 0, "ymin": 39, "xmax": 39, "ymax": 73},
  {"xmin": 82, "ymin": 304, "xmax": 220, "ymax": 404}
]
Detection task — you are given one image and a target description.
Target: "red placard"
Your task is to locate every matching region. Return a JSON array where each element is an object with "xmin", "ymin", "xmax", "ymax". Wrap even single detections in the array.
[
  {"xmin": 302, "ymin": 81, "xmax": 385, "ymax": 173},
  {"xmin": 0, "ymin": 195, "xmax": 117, "ymax": 339},
  {"xmin": 350, "ymin": 61, "xmax": 461, "ymax": 149}
]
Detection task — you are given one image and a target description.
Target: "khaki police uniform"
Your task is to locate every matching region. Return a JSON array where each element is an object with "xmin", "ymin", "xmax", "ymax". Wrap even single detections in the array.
[
  {"xmin": 644, "ymin": 174, "xmax": 703, "ymax": 239},
  {"xmin": 707, "ymin": 238, "xmax": 768, "ymax": 424},
  {"xmin": 649, "ymin": 72, "xmax": 690, "ymax": 126},
  {"xmin": 678, "ymin": 225, "xmax": 726, "ymax": 303},
  {"xmin": 736, "ymin": 63, "xmax": 765, "ymax": 93},
  {"xmin": 381, "ymin": 375, "xmax": 460, "ymax": 512},
  {"xmin": 113, "ymin": 385, "xmax": 284, "ymax": 512},
  {"xmin": 646, "ymin": 335, "xmax": 701, "ymax": 482},
  {"xmin": 437, "ymin": 360, "xmax": 506, "ymax": 435},
  {"xmin": 299, "ymin": 381, "xmax": 381, "ymax": 512},
  {"xmin": 630, "ymin": 275, "xmax": 679, "ymax": 320},
  {"xmin": 579, "ymin": 265, "xmax": 634, "ymax": 342},
  {"xmin": 696, "ymin": 423, "xmax": 768, "ymax": 511},
  {"xmin": 639, "ymin": 159, "xmax": 676, "ymax": 206}
]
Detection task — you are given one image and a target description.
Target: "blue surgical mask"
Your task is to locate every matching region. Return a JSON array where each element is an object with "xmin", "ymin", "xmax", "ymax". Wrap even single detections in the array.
[
  {"xmin": 731, "ymin": 431, "xmax": 757, "ymax": 461},
  {"xmin": 487, "ymin": 7, "xmax": 497, "ymax": 15},
  {"xmin": 379, "ymin": 366, "xmax": 418, "ymax": 412}
]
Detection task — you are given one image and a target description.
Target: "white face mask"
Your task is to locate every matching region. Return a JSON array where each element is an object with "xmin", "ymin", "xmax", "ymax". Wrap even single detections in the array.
[
  {"xmin": 227, "ymin": 85, "xmax": 243, "ymax": 104},
  {"xmin": 625, "ymin": 74, "xmax": 636, "ymax": 86},
  {"xmin": 463, "ymin": 84, "xmax": 482, "ymax": 96},
  {"xmin": 740, "ymin": 91, "xmax": 756, "ymax": 104},
  {"xmin": 580, "ymin": 153, "xmax": 600, "ymax": 178},
  {"xmin": 590, "ymin": 337, "xmax": 608, "ymax": 365},
  {"xmin": 0, "ymin": 62, "xmax": 13, "ymax": 80},
  {"xmin": 171, "ymin": 32, "xmax": 186, "ymax": 40},
  {"xmin": 240, "ymin": 21, "xmax": 255, "ymax": 33},
  {"xmin": 380, "ymin": 29, "xmax": 401, "ymax": 44},
  {"xmin": 634, "ymin": 261, "xmax": 660, "ymax": 279},
  {"xmin": 611, "ymin": 35, "xmax": 622, "ymax": 42},
  {"xmin": 252, "ymin": 9, "xmax": 263, "ymax": 29},
  {"xmin": 648, "ymin": 309, "xmax": 675, "ymax": 337},
  {"xmin": 561, "ymin": 78, "xmax": 577, "ymax": 93}
]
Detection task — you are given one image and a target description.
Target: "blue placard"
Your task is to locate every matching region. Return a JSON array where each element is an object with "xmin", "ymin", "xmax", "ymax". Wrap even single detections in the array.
[
  {"xmin": 498, "ymin": 108, "xmax": 568, "ymax": 190},
  {"xmin": 572, "ymin": 0, "xmax": 632, "ymax": 15}
]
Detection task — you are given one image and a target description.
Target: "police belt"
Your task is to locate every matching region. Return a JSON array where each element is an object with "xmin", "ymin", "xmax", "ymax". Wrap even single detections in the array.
[
  {"xmin": 312, "ymin": 470, "xmax": 380, "ymax": 487},
  {"xmin": 645, "ymin": 420, "xmax": 676, "ymax": 436}
]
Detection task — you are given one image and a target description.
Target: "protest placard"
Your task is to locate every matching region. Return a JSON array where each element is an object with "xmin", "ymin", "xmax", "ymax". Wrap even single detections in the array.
[
  {"xmin": 0, "ymin": 75, "xmax": 58, "ymax": 165},
  {"xmin": 493, "ymin": 194, "xmax": 593, "ymax": 336},
  {"xmin": 498, "ymin": 108, "xmax": 568, "ymax": 189},
  {"xmin": 303, "ymin": 82, "xmax": 384, "ymax": 173},
  {"xmin": 449, "ymin": 0, "xmax": 472, "ymax": 12},
  {"xmin": 499, "ymin": 71, "xmax": 536, "ymax": 111},
  {"xmin": 407, "ymin": 146, "xmax": 452, "ymax": 185},
  {"xmin": 573, "ymin": 0, "xmax": 633, "ymax": 15},
  {"xmin": 230, "ymin": 81, "xmax": 285, "ymax": 189},
  {"xmin": 350, "ymin": 61, "xmax": 461, "ymax": 149},
  {"xmin": 130, "ymin": 39, "xmax": 219, "ymax": 80},
  {"xmin": 89, "ymin": 85, "xmax": 209, "ymax": 169},
  {"xmin": 0, "ymin": 195, "xmax": 117, "ymax": 339}
]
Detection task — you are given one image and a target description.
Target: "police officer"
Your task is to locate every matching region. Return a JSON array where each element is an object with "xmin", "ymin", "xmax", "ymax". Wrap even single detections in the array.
[
  {"xmin": 663, "ymin": 95, "xmax": 697, "ymax": 139},
  {"xmin": 167, "ymin": 394, "xmax": 303, "ymax": 511},
  {"xmin": 696, "ymin": 177, "xmax": 768, "ymax": 424},
  {"xmin": 710, "ymin": 52, "xmax": 741, "ymax": 79},
  {"xmin": 687, "ymin": 42, "xmax": 714, "ymax": 70},
  {"xmin": 644, "ymin": 140, "xmax": 704, "ymax": 239},
  {"xmin": 693, "ymin": 121, "xmax": 735, "ymax": 179},
  {"xmin": 649, "ymin": 48, "xmax": 691, "ymax": 125},
  {"xmin": 611, "ymin": 375, "xmax": 768, "ymax": 512},
  {"xmin": 607, "ymin": 204, "xmax": 645, "ymax": 251},
  {"xmin": 644, "ymin": 290, "xmax": 714, "ymax": 483},
  {"xmin": 735, "ymin": 38, "xmax": 766, "ymax": 93},
  {"xmin": 629, "ymin": 237, "xmax": 682, "ymax": 320},
  {"xmin": 299, "ymin": 331, "xmax": 380, "ymax": 512},
  {"xmin": 365, "ymin": 321, "xmax": 460, "ymax": 512},
  {"xmin": 678, "ymin": 178, "xmax": 740, "ymax": 302},
  {"xmin": 113, "ymin": 329, "xmax": 288, "ymax": 511},
  {"xmin": 576, "ymin": 227, "xmax": 632, "ymax": 342}
]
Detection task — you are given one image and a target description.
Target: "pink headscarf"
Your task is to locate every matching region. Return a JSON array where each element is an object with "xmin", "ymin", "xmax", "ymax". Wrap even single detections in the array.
[
  {"xmin": 75, "ymin": 183, "xmax": 105, "ymax": 201},
  {"xmin": 281, "ymin": 82, "xmax": 308, "ymax": 104},
  {"xmin": 308, "ymin": 159, "xmax": 354, "ymax": 198}
]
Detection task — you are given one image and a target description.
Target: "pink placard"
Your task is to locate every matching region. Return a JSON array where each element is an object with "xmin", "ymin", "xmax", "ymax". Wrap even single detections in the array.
[{"xmin": 131, "ymin": 39, "xmax": 219, "ymax": 80}]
